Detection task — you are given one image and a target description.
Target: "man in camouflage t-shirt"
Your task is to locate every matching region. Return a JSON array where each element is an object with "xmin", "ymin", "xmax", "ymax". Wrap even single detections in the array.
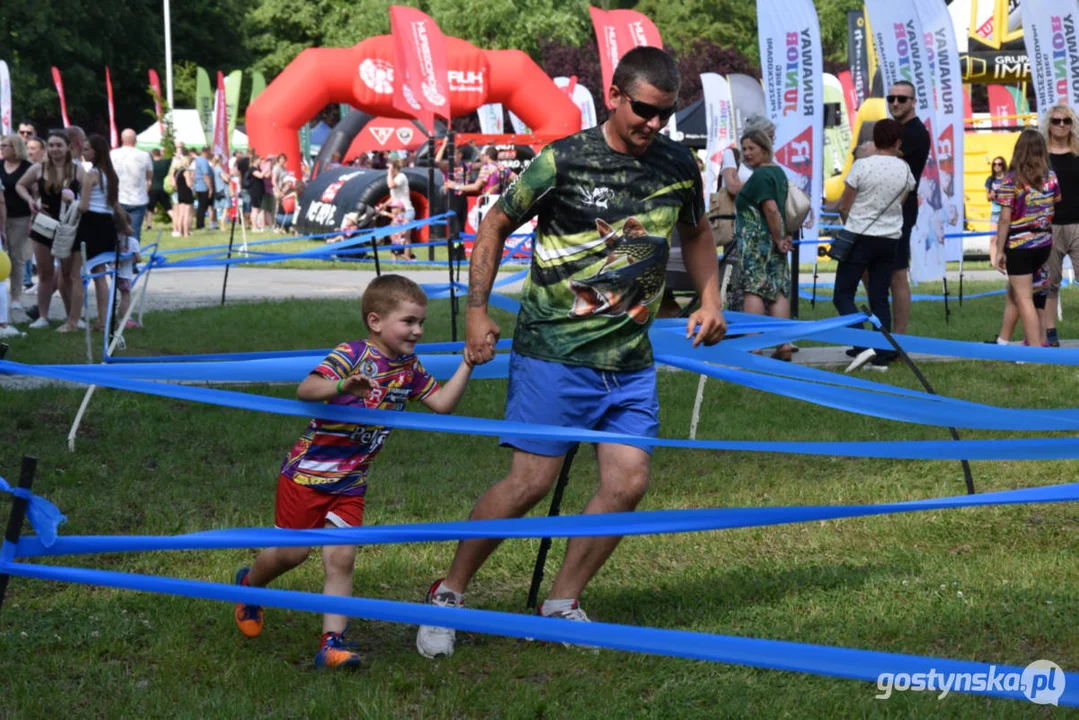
[{"xmin": 417, "ymin": 47, "xmax": 727, "ymax": 659}]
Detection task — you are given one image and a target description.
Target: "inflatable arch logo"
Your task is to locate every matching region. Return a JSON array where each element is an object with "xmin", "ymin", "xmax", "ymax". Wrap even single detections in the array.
[{"xmin": 247, "ymin": 34, "xmax": 582, "ymax": 176}]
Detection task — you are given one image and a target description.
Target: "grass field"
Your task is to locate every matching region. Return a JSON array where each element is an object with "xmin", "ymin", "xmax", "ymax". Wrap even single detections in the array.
[{"xmin": 0, "ymin": 286, "xmax": 1077, "ymax": 718}]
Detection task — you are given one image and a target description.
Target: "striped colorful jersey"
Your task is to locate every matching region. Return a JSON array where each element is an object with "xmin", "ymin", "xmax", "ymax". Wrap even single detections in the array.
[
  {"xmin": 996, "ymin": 170, "xmax": 1062, "ymax": 250},
  {"xmin": 280, "ymin": 340, "xmax": 438, "ymax": 496}
]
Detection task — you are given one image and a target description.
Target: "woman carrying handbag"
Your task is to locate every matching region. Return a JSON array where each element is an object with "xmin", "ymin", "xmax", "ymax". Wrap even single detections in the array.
[
  {"xmin": 15, "ymin": 131, "xmax": 84, "ymax": 329},
  {"xmin": 831, "ymin": 119, "xmax": 915, "ymax": 371}
]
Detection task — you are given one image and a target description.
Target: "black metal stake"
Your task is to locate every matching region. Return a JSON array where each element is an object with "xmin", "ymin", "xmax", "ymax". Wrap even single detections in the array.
[
  {"xmin": 0, "ymin": 455, "xmax": 38, "ymax": 616},
  {"xmin": 811, "ymin": 256, "xmax": 818, "ymax": 311},
  {"xmin": 108, "ymin": 240, "xmax": 122, "ymax": 347},
  {"xmin": 943, "ymin": 276, "xmax": 951, "ymax": 325},
  {"xmin": 220, "ymin": 214, "xmax": 238, "ymax": 307},
  {"xmin": 447, "ymin": 229, "xmax": 458, "ymax": 343},
  {"xmin": 526, "ymin": 445, "xmax": 579, "ymax": 610},
  {"xmin": 860, "ymin": 304, "xmax": 976, "ymax": 495},
  {"xmin": 427, "ymin": 133, "xmax": 436, "ymax": 262},
  {"xmin": 790, "ymin": 231, "xmax": 801, "ymax": 320},
  {"xmin": 371, "ymin": 235, "xmax": 381, "ymax": 277},
  {"xmin": 959, "ymin": 269, "xmax": 964, "ymax": 307}
]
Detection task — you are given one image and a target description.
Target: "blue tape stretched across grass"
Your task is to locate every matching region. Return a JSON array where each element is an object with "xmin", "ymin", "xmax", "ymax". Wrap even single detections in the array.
[
  {"xmin": 15, "ymin": 481, "xmax": 1079, "ymax": 558},
  {"xmin": 1, "ymin": 561, "xmax": 1074, "ymax": 706},
  {"xmin": 800, "ymin": 288, "xmax": 1007, "ymax": 303},
  {"xmin": 7, "ymin": 359, "xmax": 1079, "ymax": 460}
]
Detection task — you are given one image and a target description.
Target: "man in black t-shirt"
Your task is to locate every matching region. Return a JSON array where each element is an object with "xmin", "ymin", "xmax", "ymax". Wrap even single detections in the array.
[
  {"xmin": 884, "ymin": 81, "xmax": 930, "ymax": 335},
  {"xmin": 1043, "ymin": 105, "xmax": 1079, "ymax": 346}
]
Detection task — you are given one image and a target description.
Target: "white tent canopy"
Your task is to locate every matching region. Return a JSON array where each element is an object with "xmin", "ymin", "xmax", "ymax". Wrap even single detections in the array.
[{"xmin": 136, "ymin": 109, "xmax": 248, "ymax": 151}]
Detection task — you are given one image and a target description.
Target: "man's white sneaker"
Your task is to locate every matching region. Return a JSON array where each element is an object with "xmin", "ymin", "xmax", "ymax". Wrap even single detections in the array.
[
  {"xmin": 538, "ymin": 600, "xmax": 599, "ymax": 652},
  {"xmin": 844, "ymin": 348, "xmax": 876, "ymax": 374},
  {"xmin": 0, "ymin": 325, "xmax": 25, "ymax": 338},
  {"xmin": 416, "ymin": 579, "xmax": 462, "ymax": 659},
  {"xmin": 28, "ymin": 317, "xmax": 50, "ymax": 329}
]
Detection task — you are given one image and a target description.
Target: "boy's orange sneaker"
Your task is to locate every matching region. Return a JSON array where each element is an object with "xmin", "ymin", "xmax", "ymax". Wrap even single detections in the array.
[
  {"xmin": 234, "ymin": 566, "xmax": 264, "ymax": 638},
  {"xmin": 315, "ymin": 631, "xmax": 363, "ymax": 669}
]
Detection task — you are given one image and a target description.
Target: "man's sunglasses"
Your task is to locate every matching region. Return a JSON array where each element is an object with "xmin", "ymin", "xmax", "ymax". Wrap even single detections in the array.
[
  {"xmin": 617, "ymin": 87, "xmax": 677, "ymax": 124},
  {"xmin": 1051, "ymin": 117, "xmax": 1073, "ymax": 126},
  {"xmin": 886, "ymin": 95, "xmax": 913, "ymax": 104},
  {"xmin": 17, "ymin": 130, "xmax": 33, "ymax": 137}
]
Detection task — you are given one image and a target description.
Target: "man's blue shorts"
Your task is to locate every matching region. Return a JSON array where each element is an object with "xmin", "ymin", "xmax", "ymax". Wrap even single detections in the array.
[{"xmin": 499, "ymin": 352, "xmax": 659, "ymax": 457}]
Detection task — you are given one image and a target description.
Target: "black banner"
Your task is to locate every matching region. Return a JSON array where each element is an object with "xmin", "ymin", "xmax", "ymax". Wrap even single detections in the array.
[{"xmin": 847, "ymin": 10, "xmax": 871, "ymax": 106}]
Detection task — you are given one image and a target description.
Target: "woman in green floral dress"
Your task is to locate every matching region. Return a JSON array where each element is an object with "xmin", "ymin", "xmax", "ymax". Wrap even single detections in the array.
[{"xmin": 734, "ymin": 128, "xmax": 794, "ymax": 359}]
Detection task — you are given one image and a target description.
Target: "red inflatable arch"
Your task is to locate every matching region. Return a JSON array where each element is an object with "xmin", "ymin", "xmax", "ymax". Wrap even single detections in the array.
[{"xmin": 247, "ymin": 35, "xmax": 581, "ymax": 176}]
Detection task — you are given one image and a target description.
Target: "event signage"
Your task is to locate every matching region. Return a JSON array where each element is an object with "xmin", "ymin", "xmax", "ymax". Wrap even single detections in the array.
[
  {"xmin": 225, "ymin": 70, "xmax": 243, "ymax": 141},
  {"xmin": 989, "ymin": 84, "xmax": 1017, "ymax": 127},
  {"xmin": 106, "ymin": 67, "xmax": 118, "ymax": 148},
  {"xmin": 1020, "ymin": 0, "xmax": 1079, "ymax": 116},
  {"xmin": 848, "ymin": 10, "xmax": 872, "ymax": 107},
  {"xmin": 195, "ymin": 67, "xmax": 214, "ymax": 147},
  {"xmin": 390, "ymin": 5, "xmax": 451, "ymax": 132},
  {"xmin": 588, "ymin": 7, "xmax": 663, "ymax": 109},
  {"xmin": 700, "ymin": 73, "xmax": 734, "ymax": 207},
  {"xmin": 837, "ymin": 70, "xmax": 859, "ymax": 129},
  {"xmin": 758, "ymin": 0, "xmax": 823, "ymax": 243},
  {"xmin": 0, "ymin": 61, "xmax": 11, "ymax": 135},
  {"xmin": 554, "ymin": 76, "xmax": 598, "ymax": 129},
  {"xmin": 727, "ymin": 73, "xmax": 768, "ymax": 139},
  {"xmin": 913, "ymin": 0, "xmax": 965, "ymax": 264},
  {"xmin": 508, "ymin": 111, "xmax": 530, "ymax": 135},
  {"xmin": 477, "ymin": 103, "xmax": 504, "ymax": 134},
  {"xmin": 213, "ymin": 71, "xmax": 229, "ymax": 158},
  {"xmin": 51, "ymin": 67, "xmax": 70, "ymax": 128},
  {"xmin": 148, "ymin": 69, "xmax": 164, "ymax": 134},
  {"xmin": 865, "ymin": 0, "xmax": 947, "ymax": 283}
]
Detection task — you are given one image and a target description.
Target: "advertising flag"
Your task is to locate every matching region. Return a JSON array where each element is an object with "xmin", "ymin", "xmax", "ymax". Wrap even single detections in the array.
[
  {"xmin": 700, "ymin": 73, "xmax": 735, "ymax": 206},
  {"xmin": 250, "ymin": 71, "xmax": 267, "ymax": 105},
  {"xmin": 477, "ymin": 103, "xmax": 504, "ymax": 134},
  {"xmin": 866, "ymin": 0, "xmax": 947, "ymax": 282},
  {"xmin": 758, "ymin": 0, "xmax": 823, "ymax": 242},
  {"xmin": 912, "ymin": 0, "xmax": 965, "ymax": 263},
  {"xmin": 390, "ymin": 5, "xmax": 451, "ymax": 131},
  {"xmin": 225, "ymin": 70, "xmax": 243, "ymax": 140},
  {"xmin": 213, "ymin": 71, "xmax": 229, "ymax": 157},
  {"xmin": 1007, "ymin": 85, "xmax": 1030, "ymax": 114},
  {"xmin": 1020, "ymin": 0, "xmax": 1079, "ymax": 117},
  {"xmin": 51, "ymin": 67, "xmax": 70, "ymax": 128},
  {"xmin": 837, "ymin": 70, "xmax": 859, "ymax": 129},
  {"xmin": 848, "ymin": 10, "xmax": 872, "ymax": 106},
  {"xmin": 554, "ymin": 76, "xmax": 598, "ymax": 129},
  {"xmin": 148, "ymin": 69, "xmax": 163, "ymax": 133},
  {"xmin": 508, "ymin": 111, "xmax": 530, "ymax": 135},
  {"xmin": 988, "ymin": 84, "xmax": 1017, "ymax": 127},
  {"xmin": 589, "ymin": 7, "xmax": 663, "ymax": 108},
  {"xmin": 106, "ymin": 67, "xmax": 118, "ymax": 148},
  {"xmin": 0, "ymin": 61, "xmax": 11, "ymax": 135},
  {"xmin": 196, "ymin": 67, "xmax": 214, "ymax": 147},
  {"xmin": 727, "ymin": 73, "xmax": 768, "ymax": 139}
]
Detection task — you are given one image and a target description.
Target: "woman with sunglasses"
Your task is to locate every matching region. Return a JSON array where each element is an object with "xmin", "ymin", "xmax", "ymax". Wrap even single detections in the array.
[
  {"xmin": 734, "ymin": 128, "xmax": 795, "ymax": 360},
  {"xmin": 1042, "ymin": 105, "xmax": 1079, "ymax": 347},
  {"xmin": 985, "ymin": 156, "xmax": 1008, "ymax": 233},
  {"xmin": 993, "ymin": 129, "xmax": 1060, "ymax": 347}
]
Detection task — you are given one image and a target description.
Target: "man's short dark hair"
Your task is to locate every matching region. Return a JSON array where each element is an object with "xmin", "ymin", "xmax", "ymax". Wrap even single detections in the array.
[
  {"xmin": 611, "ymin": 47, "xmax": 680, "ymax": 95},
  {"xmin": 18, "ymin": 121, "xmax": 36, "ymax": 131},
  {"xmin": 151, "ymin": 148, "xmax": 163, "ymax": 158},
  {"xmin": 890, "ymin": 80, "xmax": 916, "ymax": 97},
  {"xmin": 484, "ymin": 146, "xmax": 499, "ymax": 161},
  {"xmin": 873, "ymin": 118, "xmax": 904, "ymax": 149}
]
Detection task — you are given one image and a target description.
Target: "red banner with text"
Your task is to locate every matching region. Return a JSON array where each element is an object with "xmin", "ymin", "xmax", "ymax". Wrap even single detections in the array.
[
  {"xmin": 588, "ymin": 7, "xmax": 663, "ymax": 108},
  {"xmin": 390, "ymin": 5, "xmax": 451, "ymax": 132},
  {"xmin": 51, "ymin": 67, "xmax": 70, "ymax": 128}
]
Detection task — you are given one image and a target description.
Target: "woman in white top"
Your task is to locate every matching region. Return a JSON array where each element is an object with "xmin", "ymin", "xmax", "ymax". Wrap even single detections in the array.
[
  {"xmin": 833, "ymin": 119, "xmax": 916, "ymax": 369},
  {"xmin": 381, "ymin": 158, "xmax": 414, "ymax": 250},
  {"xmin": 73, "ymin": 134, "xmax": 121, "ymax": 332}
]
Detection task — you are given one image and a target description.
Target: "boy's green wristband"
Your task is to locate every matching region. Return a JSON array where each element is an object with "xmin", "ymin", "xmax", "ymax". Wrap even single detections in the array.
[{"xmin": 336, "ymin": 378, "xmax": 346, "ymax": 394}]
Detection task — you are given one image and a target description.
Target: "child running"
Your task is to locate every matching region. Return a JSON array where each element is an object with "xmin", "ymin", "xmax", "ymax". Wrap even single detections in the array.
[{"xmin": 233, "ymin": 274, "xmax": 474, "ymax": 668}]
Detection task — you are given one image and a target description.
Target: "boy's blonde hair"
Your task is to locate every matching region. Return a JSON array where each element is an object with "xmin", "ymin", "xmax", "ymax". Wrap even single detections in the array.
[{"xmin": 362, "ymin": 274, "xmax": 427, "ymax": 330}]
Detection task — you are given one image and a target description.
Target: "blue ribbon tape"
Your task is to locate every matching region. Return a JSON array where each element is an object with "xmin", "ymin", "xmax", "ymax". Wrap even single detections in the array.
[{"xmin": 0, "ymin": 476, "xmax": 67, "ymax": 548}]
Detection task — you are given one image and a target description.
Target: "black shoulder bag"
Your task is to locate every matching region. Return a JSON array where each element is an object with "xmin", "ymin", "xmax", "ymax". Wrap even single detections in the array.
[{"xmin": 827, "ymin": 180, "xmax": 908, "ymax": 263}]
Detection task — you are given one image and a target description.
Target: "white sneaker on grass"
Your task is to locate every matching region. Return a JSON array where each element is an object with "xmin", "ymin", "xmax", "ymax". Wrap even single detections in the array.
[
  {"xmin": 28, "ymin": 317, "xmax": 50, "ymax": 329},
  {"xmin": 844, "ymin": 348, "xmax": 876, "ymax": 374},
  {"xmin": 538, "ymin": 600, "xmax": 599, "ymax": 652},
  {"xmin": 0, "ymin": 325, "xmax": 25, "ymax": 338},
  {"xmin": 416, "ymin": 579, "xmax": 463, "ymax": 659}
]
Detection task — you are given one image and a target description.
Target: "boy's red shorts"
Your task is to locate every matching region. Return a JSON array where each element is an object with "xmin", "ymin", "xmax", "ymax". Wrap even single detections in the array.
[{"xmin": 274, "ymin": 474, "xmax": 365, "ymax": 529}]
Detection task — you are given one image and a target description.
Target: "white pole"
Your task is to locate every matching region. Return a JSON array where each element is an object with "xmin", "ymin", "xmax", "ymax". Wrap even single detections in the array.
[{"xmin": 164, "ymin": 0, "xmax": 174, "ymax": 112}]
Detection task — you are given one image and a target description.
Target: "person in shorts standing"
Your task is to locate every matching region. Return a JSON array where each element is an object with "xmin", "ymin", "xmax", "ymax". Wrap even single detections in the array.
[{"xmin": 1042, "ymin": 105, "xmax": 1079, "ymax": 347}]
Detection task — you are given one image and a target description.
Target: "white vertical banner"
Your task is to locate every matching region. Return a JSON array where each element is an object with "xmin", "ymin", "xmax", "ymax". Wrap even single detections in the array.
[
  {"xmin": 1021, "ymin": 0, "xmax": 1079, "ymax": 118},
  {"xmin": 508, "ymin": 111, "xmax": 530, "ymax": 135},
  {"xmin": 758, "ymin": 0, "xmax": 823, "ymax": 243},
  {"xmin": 477, "ymin": 103, "xmax": 504, "ymax": 135},
  {"xmin": 0, "ymin": 61, "xmax": 11, "ymax": 135},
  {"xmin": 554, "ymin": 77, "xmax": 598, "ymax": 129},
  {"xmin": 700, "ymin": 73, "xmax": 735, "ymax": 208},
  {"xmin": 913, "ymin": 0, "xmax": 965, "ymax": 263},
  {"xmin": 865, "ymin": 0, "xmax": 946, "ymax": 283}
]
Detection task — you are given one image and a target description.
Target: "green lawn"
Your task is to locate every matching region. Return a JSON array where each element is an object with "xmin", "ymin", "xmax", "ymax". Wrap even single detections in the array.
[{"xmin": 0, "ymin": 291, "xmax": 1077, "ymax": 718}]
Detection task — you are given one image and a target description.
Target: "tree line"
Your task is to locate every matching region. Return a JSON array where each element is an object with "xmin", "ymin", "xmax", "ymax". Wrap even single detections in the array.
[{"xmin": 1, "ymin": 0, "xmax": 861, "ymax": 136}]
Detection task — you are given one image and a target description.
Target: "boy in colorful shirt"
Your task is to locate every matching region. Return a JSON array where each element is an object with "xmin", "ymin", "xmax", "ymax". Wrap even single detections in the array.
[{"xmin": 234, "ymin": 274, "xmax": 474, "ymax": 668}]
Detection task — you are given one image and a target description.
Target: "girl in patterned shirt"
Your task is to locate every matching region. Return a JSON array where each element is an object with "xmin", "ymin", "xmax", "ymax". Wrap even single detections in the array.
[{"xmin": 994, "ymin": 130, "xmax": 1062, "ymax": 347}]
